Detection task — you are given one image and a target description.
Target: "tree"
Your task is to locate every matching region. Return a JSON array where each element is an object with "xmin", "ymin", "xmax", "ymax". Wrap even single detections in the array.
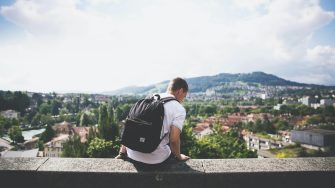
[
  {"xmin": 40, "ymin": 125, "xmax": 55, "ymax": 143},
  {"xmin": 180, "ymin": 119, "xmax": 197, "ymax": 156},
  {"xmin": 87, "ymin": 126, "xmax": 98, "ymax": 143},
  {"xmin": 31, "ymin": 113, "xmax": 42, "ymax": 126},
  {"xmin": 323, "ymin": 106, "xmax": 335, "ymax": 117},
  {"xmin": 38, "ymin": 140, "xmax": 44, "ymax": 151},
  {"xmin": 59, "ymin": 108, "xmax": 72, "ymax": 122},
  {"xmin": 40, "ymin": 114, "xmax": 55, "ymax": 126},
  {"xmin": 115, "ymin": 103, "xmax": 132, "ymax": 122},
  {"xmin": 8, "ymin": 126, "xmax": 24, "ymax": 144},
  {"xmin": 0, "ymin": 91, "xmax": 30, "ymax": 114},
  {"xmin": 108, "ymin": 104, "xmax": 119, "ymax": 141},
  {"xmin": 86, "ymin": 138, "xmax": 118, "ymax": 158},
  {"xmin": 32, "ymin": 93, "xmax": 43, "ymax": 107},
  {"xmin": 274, "ymin": 120, "xmax": 291, "ymax": 132},
  {"xmin": 51, "ymin": 100, "xmax": 62, "ymax": 115},
  {"xmin": 307, "ymin": 115, "xmax": 324, "ymax": 125},
  {"xmin": 0, "ymin": 115, "xmax": 5, "ymax": 137},
  {"xmin": 80, "ymin": 113, "xmax": 90, "ymax": 126},
  {"xmin": 39, "ymin": 103, "xmax": 51, "ymax": 115},
  {"xmin": 255, "ymin": 98, "xmax": 264, "ymax": 106},
  {"xmin": 190, "ymin": 127, "xmax": 257, "ymax": 159},
  {"xmin": 11, "ymin": 118, "xmax": 19, "ymax": 127},
  {"xmin": 62, "ymin": 135, "xmax": 88, "ymax": 158},
  {"xmin": 98, "ymin": 104, "xmax": 110, "ymax": 140}
]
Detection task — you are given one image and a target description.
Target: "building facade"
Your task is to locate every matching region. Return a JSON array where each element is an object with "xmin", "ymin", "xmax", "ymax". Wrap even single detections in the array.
[{"xmin": 44, "ymin": 134, "xmax": 69, "ymax": 157}]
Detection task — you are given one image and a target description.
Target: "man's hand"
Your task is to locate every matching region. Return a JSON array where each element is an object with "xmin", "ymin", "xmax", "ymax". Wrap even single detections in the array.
[{"xmin": 178, "ymin": 154, "xmax": 190, "ymax": 161}]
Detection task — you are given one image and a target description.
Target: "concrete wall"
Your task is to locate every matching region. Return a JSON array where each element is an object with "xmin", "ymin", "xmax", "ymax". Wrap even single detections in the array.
[{"xmin": 1, "ymin": 157, "xmax": 335, "ymax": 188}]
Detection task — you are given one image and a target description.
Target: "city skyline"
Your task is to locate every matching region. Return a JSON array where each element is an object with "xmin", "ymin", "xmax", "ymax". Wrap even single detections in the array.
[{"xmin": 1, "ymin": 0, "xmax": 335, "ymax": 93}]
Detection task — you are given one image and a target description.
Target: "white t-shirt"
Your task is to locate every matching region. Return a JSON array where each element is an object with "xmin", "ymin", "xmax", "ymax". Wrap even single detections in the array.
[{"xmin": 126, "ymin": 93, "xmax": 186, "ymax": 164}]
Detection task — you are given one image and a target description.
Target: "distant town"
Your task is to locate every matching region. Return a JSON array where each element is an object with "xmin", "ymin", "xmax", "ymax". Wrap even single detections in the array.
[{"xmin": 1, "ymin": 77, "xmax": 335, "ymax": 159}]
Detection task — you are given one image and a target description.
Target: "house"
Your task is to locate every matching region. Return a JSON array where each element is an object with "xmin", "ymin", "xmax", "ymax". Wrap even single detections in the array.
[
  {"xmin": 194, "ymin": 122, "xmax": 212, "ymax": 138},
  {"xmin": 24, "ymin": 137, "xmax": 39, "ymax": 150},
  {"xmin": 0, "ymin": 110, "xmax": 20, "ymax": 119},
  {"xmin": 1, "ymin": 148, "xmax": 39, "ymax": 158},
  {"xmin": 44, "ymin": 134, "xmax": 69, "ymax": 157},
  {"xmin": 291, "ymin": 129, "xmax": 335, "ymax": 151},
  {"xmin": 244, "ymin": 134, "xmax": 286, "ymax": 151},
  {"xmin": 52, "ymin": 121, "xmax": 73, "ymax": 135},
  {"xmin": 298, "ymin": 96, "xmax": 316, "ymax": 106}
]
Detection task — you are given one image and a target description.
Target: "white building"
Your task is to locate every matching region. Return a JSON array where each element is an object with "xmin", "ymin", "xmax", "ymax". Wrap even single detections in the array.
[
  {"xmin": 298, "ymin": 96, "xmax": 316, "ymax": 106},
  {"xmin": 44, "ymin": 134, "xmax": 69, "ymax": 157},
  {"xmin": 260, "ymin": 93, "xmax": 269, "ymax": 100},
  {"xmin": 273, "ymin": 104, "xmax": 283, "ymax": 110},
  {"xmin": 320, "ymin": 99, "xmax": 335, "ymax": 107}
]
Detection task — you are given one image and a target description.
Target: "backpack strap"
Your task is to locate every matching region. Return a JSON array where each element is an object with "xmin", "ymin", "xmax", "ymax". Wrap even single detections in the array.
[
  {"xmin": 159, "ymin": 96, "xmax": 178, "ymax": 140},
  {"xmin": 160, "ymin": 97, "xmax": 179, "ymax": 104}
]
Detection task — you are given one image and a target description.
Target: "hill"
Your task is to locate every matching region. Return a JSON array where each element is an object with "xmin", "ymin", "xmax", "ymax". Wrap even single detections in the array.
[{"xmin": 103, "ymin": 72, "xmax": 329, "ymax": 95}]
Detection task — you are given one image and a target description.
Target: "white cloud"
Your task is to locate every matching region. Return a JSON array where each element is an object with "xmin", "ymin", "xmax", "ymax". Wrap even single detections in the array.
[
  {"xmin": 0, "ymin": 0, "xmax": 334, "ymax": 92},
  {"xmin": 306, "ymin": 45, "xmax": 335, "ymax": 67}
]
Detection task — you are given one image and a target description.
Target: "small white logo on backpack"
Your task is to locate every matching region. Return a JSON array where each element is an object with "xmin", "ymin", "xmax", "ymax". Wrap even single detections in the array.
[{"xmin": 139, "ymin": 137, "xmax": 146, "ymax": 143}]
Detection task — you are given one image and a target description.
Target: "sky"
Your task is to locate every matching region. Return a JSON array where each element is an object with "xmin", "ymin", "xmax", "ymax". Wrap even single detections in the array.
[{"xmin": 0, "ymin": 0, "xmax": 335, "ymax": 93}]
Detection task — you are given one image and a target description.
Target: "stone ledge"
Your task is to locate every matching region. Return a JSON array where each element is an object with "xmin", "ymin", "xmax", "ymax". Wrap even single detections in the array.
[{"xmin": 1, "ymin": 157, "xmax": 334, "ymax": 188}]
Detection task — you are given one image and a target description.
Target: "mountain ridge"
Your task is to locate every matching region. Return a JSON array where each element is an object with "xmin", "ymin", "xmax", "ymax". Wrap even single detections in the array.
[{"xmin": 103, "ymin": 71, "xmax": 333, "ymax": 95}]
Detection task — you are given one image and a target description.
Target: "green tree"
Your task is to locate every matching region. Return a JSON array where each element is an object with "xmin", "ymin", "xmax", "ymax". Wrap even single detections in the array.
[
  {"xmin": 0, "ymin": 115, "xmax": 5, "ymax": 137},
  {"xmin": 59, "ymin": 108, "xmax": 72, "ymax": 122},
  {"xmin": 115, "ymin": 103, "xmax": 132, "ymax": 122},
  {"xmin": 80, "ymin": 113, "xmax": 90, "ymax": 126},
  {"xmin": 255, "ymin": 98, "xmax": 264, "ymax": 106},
  {"xmin": 62, "ymin": 135, "xmax": 88, "ymax": 158},
  {"xmin": 51, "ymin": 100, "xmax": 62, "ymax": 115},
  {"xmin": 11, "ymin": 118, "xmax": 19, "ymax": 127},
  {"xmin": 86, "ymin": 137, "xmax": 118, "ymax": 158},
  {"xmin": 38, "ymin": 140, "xmax": 44, "ymax": 151},
  {"xmin": 40, "ymin": 114, "xmax": 55, "ymax": 126},
  {"xmin": 8, "ymin": 126, "xmax": 24, "ymax": 144},
  {"xmin": 323, "ymin": 106, "xmax": 335, "ymax": 117},
  {"xmin": 307, "ymin": 114, "xmax": 324, "ymax": 125},
  {"xmin": 180, "ymin": 119, "xmax": 197, "ymax": 156},
  {"xmin": 98, "ymin": 104, "xmax": 110, "ymax": 140},
  {"xmin": 31, "ymin": 113, "xmax": 42, "ymax": 126},
  {"xmin": 190, "ymin": 127, "xmax": 257, "ymax": 159},
  {"xmin": 39, "ymin": 103, "xmax": 51, "ymax": 115},
  {"xmin": 108, "ymin": 104, "xmax": 119, "ymax": 141},
  {"xmin": 274, "ymin": 120, "xmax": 291, "ymax": 131},
  {"xmin": 87, "ymin": 126, "xmax": 98, "ymax": 143},
  {"xmin": 40, "ymin": 125, "xmax": 55, "ymax": 143}
]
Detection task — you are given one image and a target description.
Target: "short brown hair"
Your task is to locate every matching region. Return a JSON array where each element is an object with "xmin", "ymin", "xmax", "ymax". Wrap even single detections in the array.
[{"xmin": 167, "ymin": 77, "xmax": 188, "ymax": 92}]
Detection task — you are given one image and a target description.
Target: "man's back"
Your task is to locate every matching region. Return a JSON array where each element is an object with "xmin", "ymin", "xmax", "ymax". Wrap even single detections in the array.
[{"xmin": 126, "ymin": 93, "xmax": 186, "ymax": 164}]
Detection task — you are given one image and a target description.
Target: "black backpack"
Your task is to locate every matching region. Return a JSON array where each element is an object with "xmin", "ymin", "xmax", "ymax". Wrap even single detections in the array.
[{"xmin": 120, "ymin": 94, "xmax": 177, "ymax": 153}]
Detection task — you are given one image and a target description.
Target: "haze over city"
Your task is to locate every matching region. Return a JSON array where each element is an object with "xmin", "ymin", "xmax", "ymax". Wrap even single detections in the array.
[{"xmin": 1, "ymin": 0, "xmax": 335, "ymax": 93}]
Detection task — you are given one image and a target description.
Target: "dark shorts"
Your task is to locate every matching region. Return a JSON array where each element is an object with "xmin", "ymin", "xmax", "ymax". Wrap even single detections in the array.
[{"xmin": 126, "ymin": 153, "xmax": 176, "ymax": 170}]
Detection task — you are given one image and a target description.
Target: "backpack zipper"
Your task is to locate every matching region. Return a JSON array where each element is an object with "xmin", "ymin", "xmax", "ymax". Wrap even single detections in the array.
[{"xmin": 127, "ymin": 118, "xmax": 152, "ymax": 126}]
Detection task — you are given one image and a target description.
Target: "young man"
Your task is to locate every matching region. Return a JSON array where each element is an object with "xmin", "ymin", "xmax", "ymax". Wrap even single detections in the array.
[{"xmin": 115, "ymin": 77, "xmax": 190, "ymax": 164}]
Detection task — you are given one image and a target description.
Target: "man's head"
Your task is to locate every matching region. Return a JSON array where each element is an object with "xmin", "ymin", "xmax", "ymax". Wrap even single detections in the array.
[{"xmin": 167, "ymin": 77, "xmax": 188, "ymax": 102}]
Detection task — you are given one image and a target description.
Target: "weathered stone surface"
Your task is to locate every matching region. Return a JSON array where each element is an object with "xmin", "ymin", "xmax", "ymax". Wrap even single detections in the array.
[
  {"xmin": 0, "ymin": 157, "xmax": 334, "ymax": 188},
  {"xmin": 202, "ymin": 157, "xmax": 335, "ymax": 173},
  {"xmin": 0, "ymin": 157, "xmax": 48, "ymax": 171},
  {"xmin": 38, "ymin": 158, "xmax": 138, "ymax": 173},
  {"xmin": 38, "ymin": 158, "xmax": 205, "ymax": 174}
]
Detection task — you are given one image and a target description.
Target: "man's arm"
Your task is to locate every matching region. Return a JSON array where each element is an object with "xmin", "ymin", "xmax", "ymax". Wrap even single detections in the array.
[{"xmin": 170, "ymin": 125, "xmax": 190, "ymax": 161}]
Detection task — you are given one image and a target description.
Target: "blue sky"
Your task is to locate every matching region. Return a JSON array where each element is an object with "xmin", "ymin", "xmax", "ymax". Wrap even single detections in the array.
[{"xmin": 0, "ymin": 0, "xmax": 335, "ymax": 93}]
